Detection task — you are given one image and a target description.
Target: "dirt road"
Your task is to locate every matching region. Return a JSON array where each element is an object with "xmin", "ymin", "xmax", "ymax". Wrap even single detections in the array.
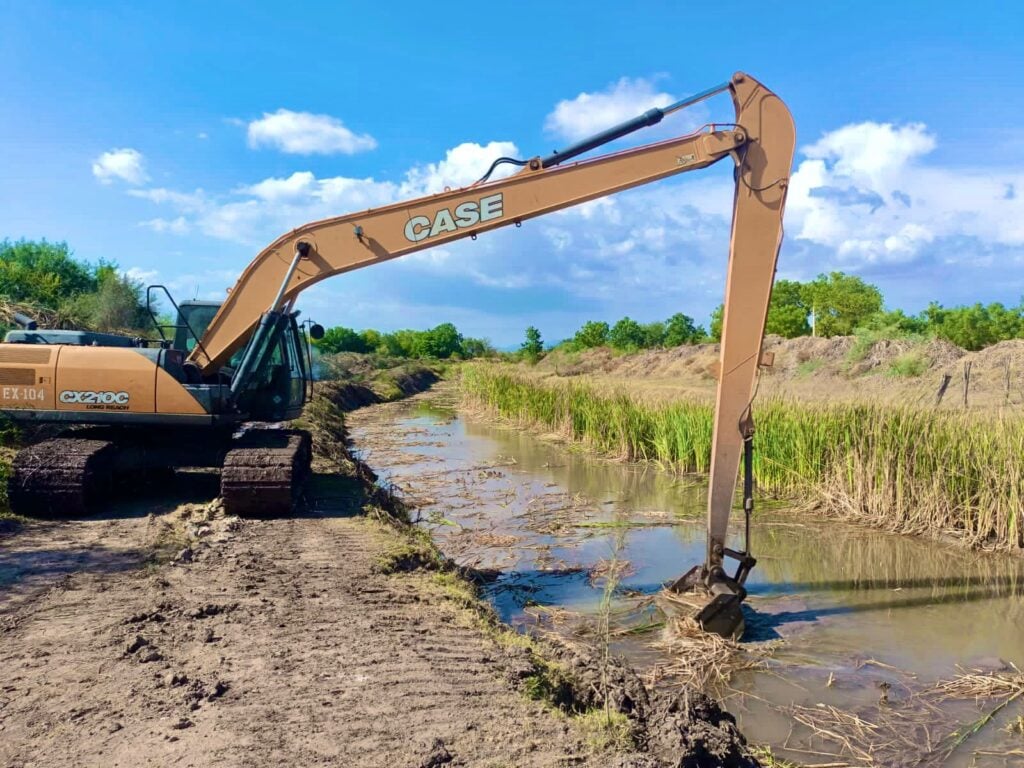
[{"xmin": 0, "ymin": 469, "xmax": 609, "ymax": 767}]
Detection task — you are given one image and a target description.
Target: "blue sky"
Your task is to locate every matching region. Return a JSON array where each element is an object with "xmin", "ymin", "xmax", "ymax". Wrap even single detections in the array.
[{"xmin": 2, "ymin": 1, "xmax": 1023, "ymax": 346}]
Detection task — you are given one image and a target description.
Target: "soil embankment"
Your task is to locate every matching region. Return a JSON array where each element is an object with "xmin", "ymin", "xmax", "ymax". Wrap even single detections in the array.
[{"xmin": 538, "ymin": 335, "xmax": 1024, "ymax": 409}]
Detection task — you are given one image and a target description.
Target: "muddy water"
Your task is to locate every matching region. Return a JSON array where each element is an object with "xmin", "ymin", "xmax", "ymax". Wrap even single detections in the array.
[{"xmin": 348, "ymin": 390, "xmax": 1024, "ymax": 767}]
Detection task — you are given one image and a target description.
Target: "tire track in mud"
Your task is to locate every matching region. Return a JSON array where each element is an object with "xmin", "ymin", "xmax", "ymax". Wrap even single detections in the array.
[{"xmin": 0, "ymin": 501, "xmax": 605, "ymax": 767}]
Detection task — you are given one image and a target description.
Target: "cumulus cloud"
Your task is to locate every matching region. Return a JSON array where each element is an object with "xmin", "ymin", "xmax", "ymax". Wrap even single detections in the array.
[
  {"xmin": 92, "ymin": 148, "xmax": 148, "ymax": 185},
  {"xmin": 789, "ymin": 121, "xmax": 1024, "ymax": 265},
  {"xmin": 401, "ymin": 141, "xmax": 519, "ymax": 194},
  {"xmin": 546, "ymin": 76, "xmax": 694, "ymax": 143},
  {"xmin": 247, "ymin": 109, "xmax": 377, "ymax": 155},
  {"xmin": 130, "ymin": 140, "xmax": 520, "ymax": 244}
]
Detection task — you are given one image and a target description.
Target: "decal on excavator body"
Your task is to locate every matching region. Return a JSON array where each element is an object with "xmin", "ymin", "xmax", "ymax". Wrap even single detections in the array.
[
  {"xmin": 404, "ymin": 193, "xmax": 504, "ymax": 242},
  {"xmin": 59, "ymin": 390, "xmax": 130, "ymax": 409},
  {"xmin": 2, "ymin": 387, "xmax": 46, "ymax": 402}
]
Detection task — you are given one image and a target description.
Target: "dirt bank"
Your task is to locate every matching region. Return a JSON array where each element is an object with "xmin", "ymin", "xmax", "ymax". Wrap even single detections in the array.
[{"xmin": 537, "ymin": 335, "xmax": 1024, "ymax": 409}]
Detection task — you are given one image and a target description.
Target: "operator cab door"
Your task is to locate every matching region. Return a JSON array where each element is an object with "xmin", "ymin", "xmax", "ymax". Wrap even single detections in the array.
[{"xmin": 235, "ymin": 316, "xmax": 307, "ymax": 421}]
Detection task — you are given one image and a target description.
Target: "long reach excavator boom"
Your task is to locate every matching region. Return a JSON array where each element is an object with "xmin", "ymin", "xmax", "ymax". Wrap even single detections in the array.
[{"xmin": 1, "ymin": 72, "xmax": 794, "ymax": 638}]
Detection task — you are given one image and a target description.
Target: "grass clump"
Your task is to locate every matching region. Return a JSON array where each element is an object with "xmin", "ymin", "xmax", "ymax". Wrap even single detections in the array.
[
  {"xmin": 372, "ymin": 525, "xmax": 442, "ymax": 573},
  {"xmin": 574, "ymin": 709, "xmax": 633, "ymax": 752},
  {"xmin": 749, "ymin": 746, "xmax": 801, "ymax": 767},
  {"xmin": 460, "ymin": 364, "xmax": 1024, "ymax": 550},
  {"xmin": 887, "ymin": 351, "xmax": 928, "ymax": 378},
  {"xmin": 795, "ymin": 358, "xmax": 825, "ymax": 377}
]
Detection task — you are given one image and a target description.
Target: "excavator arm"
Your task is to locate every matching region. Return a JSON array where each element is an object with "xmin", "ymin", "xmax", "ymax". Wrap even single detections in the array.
[{"xmin": 193, "ymin": 72, "xmax": 795, "ymax": 637}]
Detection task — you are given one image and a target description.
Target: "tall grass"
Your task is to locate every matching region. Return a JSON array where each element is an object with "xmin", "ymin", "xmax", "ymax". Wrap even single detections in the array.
[{"xmin": 460, "ymin": 364, "xmax": 1024, "ymax": 550}]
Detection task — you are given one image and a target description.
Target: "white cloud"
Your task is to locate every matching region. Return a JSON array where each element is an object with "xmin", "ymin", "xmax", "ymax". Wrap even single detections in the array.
[
  {"xmin": 129, "ymin": 187, "xmax": 207, "ymax": 212},
  {"xmin": 789, "ymin": 121, "xmax": 1024, "ymax": 265},
  {"xmin": 139, "ymin": 216, "xmax": 190, "ymax": 235},
  {"xmin": 92, "ymin": 148, "xmax": 148, "ymax": 185},
  {"xmin": 544, "ymin": 77, "xmax": 676, "ymax": 141},
  {"xmin": 247, "ymin": 109, "xmax": 377, "ymax": 155},
  {"xmin": 197, "ymin": 132, "xmax": 209, "ymax": 140},
  {"xmin": 130, "ymin": 140, "xmax": 520, "ymax": 244},
  {"xmin": 123, "ymin": 266, "xmax": 160, "ymax": 283},
  {"xmin": 399, "ymin": 141, "xmax": 519, "ymax": 194}
]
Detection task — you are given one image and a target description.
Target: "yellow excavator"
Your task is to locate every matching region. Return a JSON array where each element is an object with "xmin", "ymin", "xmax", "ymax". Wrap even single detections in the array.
[{"xmin": 0, "ymin": 72, "xmax": 794, "ymax": 638}]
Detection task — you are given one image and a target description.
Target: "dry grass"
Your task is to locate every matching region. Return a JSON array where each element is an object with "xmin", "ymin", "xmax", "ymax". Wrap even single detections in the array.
[
  {"xmin": 646, "ymin": 590, "xmax": 777, "ymax": 691},
  {"xmin": 738, "ymin": 666, "xmax": 1024, "ymax": 767},
  {"xmin": 933, "ymin": 664, "xmax": 1024, "ymax": 701}
]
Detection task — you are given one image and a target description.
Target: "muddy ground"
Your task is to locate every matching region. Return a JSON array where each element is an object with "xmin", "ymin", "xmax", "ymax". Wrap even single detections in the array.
[
  {"xmin": 0, "ymin": 391, "xmax": 756, "ymax": 768},
  {"xmin": 0, "ymin": 486, "xmax": 604, "ymax": 766}
]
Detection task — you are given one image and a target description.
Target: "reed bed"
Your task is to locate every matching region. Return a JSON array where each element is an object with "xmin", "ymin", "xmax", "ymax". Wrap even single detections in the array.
[
  {"xmin": 772, "ymin": 667, "xmax": 1024, "ymax": 766},
  {"xmin": 460, "ymin": 364, "xmax": 1024, "ymax": 550}
]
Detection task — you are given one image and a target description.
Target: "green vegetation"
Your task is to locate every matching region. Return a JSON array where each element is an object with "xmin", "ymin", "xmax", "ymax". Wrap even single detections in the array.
[
  {"xmin": 0, "ymin": 417, "xmax": 21, "ymax": 515},
  {"xmin": 555, "ymin": 271, "xmax": 1024, "ymax": 356},
  {"xmin": 563, "ymin": 312, "xmax": 705, "ymax": 354},
  {"xmin": 0, "ymin": 239, "xmax": 149, "ymax": 332},
  {"xmin": 795, "ymin": 358, "xmax": 825, "ymax": 377},
  {"xmin": 887, "ymin": 351, "xmax": 928, "ymax": 378},
  {"xmin": 460, "ymin": 365, "xmax": 1024, "ymax": 550},
  {"xmin": 314, "ymin": 321, "xmax": 495, "ymax": 360},
  {"xmin": 521, "ymin": 326, "xmax": 544, "ymax": 363}
]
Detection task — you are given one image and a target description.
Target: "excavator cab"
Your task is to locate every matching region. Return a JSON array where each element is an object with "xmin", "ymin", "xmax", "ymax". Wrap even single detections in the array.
[{"xmin": 160, "ymin": 297, "xmax": 312, "ymax": 421}]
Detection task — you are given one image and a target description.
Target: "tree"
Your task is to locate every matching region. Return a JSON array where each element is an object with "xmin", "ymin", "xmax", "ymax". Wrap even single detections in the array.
[
  {"xmin": 0, "ymin": 239, "xmax": 96, "ymax": 307},
  {"xmin": 856, "ymin": 308, "xmax": 927, "ymax": 337},
  {"xmin": 640, "ymin": 321, "xmax": 666, "ymax": 348},
  {"xmin": 709, "ymin": 304, "xmax": 724, "ymax": 342},
  {"xmin": 664, "ymin": 312, "xmax": 703, "ymax": 346},
  {"xmin": 65, "ymin": 266, "xmax": 149, "ymax": 331},
  {"xmin": 572, "ymin": 320, "xmax": 610, "ymax": 349},
  {"xmin": 521, "ymin": 326, "xmax": 543, "ymax": 362},
  {"xmin": 359, "ymin": 328, "xmax": 383, "ymax": 352},
  {"xmin": 419, "ymin": 322, "xmax": 463, "ymax": 358},
  {"xmin": 314, "ymin": 326, "xmax": 370, "ymax": 354},
  {"xmin": 461, "ymin": 337, "xmax": 495, "ymax": 358},
  {"xmin": 802, "ymin": 272, "xmax": 883, "ymax": 337},
  {"xmin": 609, "ymin": 317, "xmax": 645, "ymax": 350},
  {"xmin": 765, "ymin": 279, "xmax": 811, "ymax": 338},
  {"xmin": 922, "ymin": 302, "xmax": 1024, "ymax": 351}
]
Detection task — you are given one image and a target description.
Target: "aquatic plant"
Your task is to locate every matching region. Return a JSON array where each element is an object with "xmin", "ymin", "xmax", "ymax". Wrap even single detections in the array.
[{"xmin": 459, "ymin": 365, "xmax": 1024, "ymax": 550}]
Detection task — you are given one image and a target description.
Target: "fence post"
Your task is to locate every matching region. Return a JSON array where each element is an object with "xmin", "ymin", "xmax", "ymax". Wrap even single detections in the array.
[
  {"xmin": 962, "ymin": 360, "xmax": 973, "ymax": 409},
  {"xmin": 935, "ymin": 373, "xmax": 952, "ymax": 407}
]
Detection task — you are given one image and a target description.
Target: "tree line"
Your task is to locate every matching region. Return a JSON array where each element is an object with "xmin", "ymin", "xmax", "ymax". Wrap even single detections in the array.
[
  {"xmin": 1, "ymin": 239, "xmax": 149, "ymax": 331},
  {"xmin": 313, "ymin": 323, "xmax": 497, "ymax": 360},
  {"xmin": 5, "ymin": 239, "xmax": 1023, "ymax": 356},
  {"xmin": 556, "ymin": 271, "xmax": 1024, "ymax": 355}
]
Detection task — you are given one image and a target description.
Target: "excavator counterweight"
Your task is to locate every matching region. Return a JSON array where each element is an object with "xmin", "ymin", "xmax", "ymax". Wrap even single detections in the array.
[{"xmin": 1, "ymin": 72, "xmax": 795, "ymax": 638}]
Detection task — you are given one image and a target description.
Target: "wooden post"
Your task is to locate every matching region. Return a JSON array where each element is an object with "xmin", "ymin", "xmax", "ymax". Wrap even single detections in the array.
[
  {"xmin": 1004, "ymin": 359, "xmax": 1012, "ymax": 406},
  {"xmin": 962, "ymin": 361, "xmax": 973, "ymax": 409},
  {"xmin": 935, "ymin": 373, "xmax": 952, "ymax": 407}
]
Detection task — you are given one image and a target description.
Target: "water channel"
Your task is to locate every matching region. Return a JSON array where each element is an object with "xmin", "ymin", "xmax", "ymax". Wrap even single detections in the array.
[{"xmin": 347, "ymin": 389, "xmax": 1024, "ymax": 767}]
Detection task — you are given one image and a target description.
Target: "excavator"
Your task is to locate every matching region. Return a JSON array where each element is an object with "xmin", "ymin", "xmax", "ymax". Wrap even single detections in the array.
[{"xmin": 0, "ymin": 72, "xmax": 794, "ymax": 639}]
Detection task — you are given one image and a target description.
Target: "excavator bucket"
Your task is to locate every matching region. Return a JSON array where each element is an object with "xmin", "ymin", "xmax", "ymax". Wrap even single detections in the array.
[
  {"xmin": 695, "ymin": 592, "xmax": 746, "ymax": 641},
  {"xmin": 668, "ymin": 564, "xmax": 750, "ymax": 641}
]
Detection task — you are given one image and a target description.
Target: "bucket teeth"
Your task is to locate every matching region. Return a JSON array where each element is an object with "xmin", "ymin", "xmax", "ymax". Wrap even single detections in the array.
[
  {"xmin": 220, "ymin": 429, "xmax": 311, "ymax": 517},
  {"xmin": 7, "ymin": 437, "xmax": 116, "ymax": 517}
]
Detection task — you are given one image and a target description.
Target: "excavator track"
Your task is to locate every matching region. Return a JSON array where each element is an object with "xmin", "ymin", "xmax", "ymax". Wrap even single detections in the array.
[
  {"xmin": 7, "ymin": 437, "xmax": 117, "ymax": 517},
  {"xmin": 221, "ymin": 428, "xmax": 311, "ymax": 517}
]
